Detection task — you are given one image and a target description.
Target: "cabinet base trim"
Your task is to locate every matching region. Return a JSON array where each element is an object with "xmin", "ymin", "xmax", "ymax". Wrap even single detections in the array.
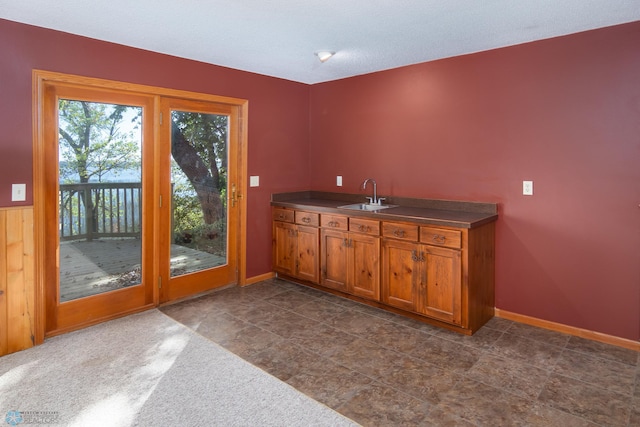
[
  {"xmin": 277, "ymin": 274, "xmax": 479, "ymax": 335},
  {"xmin": 495, "ymin": 309, "xmax": 639, "ymax": 351}
]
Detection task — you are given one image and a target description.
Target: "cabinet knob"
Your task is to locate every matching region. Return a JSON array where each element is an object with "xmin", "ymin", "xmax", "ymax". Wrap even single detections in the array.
[
  {"xmin": 301, "ymin": 217, "xmax": 311, "ymax": 223},
  {"xmin": 393, "ymin": 229, "xmax": 405, "ymax": 238},
  {"xmin": 432, "ymin": 234, "xmax": 446, "ymax": 244}
]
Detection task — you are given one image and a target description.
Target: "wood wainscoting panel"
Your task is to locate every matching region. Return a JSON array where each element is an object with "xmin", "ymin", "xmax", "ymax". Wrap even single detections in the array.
[{"xmin": 0, "ymin": 206, "xmax": 35, "ymax": 356}]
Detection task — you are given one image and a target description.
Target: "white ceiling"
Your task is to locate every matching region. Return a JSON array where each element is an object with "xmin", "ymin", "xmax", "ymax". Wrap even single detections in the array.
[{"xmin": 2, "ymin": 0, "xmax": 639, "ymax": 84}]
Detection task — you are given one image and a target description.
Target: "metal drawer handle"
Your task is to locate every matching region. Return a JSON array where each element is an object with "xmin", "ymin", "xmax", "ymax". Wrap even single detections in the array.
[
  {"xmin": 432, "ymin": 234, "xmax": 446, "ymax": 244},
  {"xmin": 358, "ymin": 225, "xmax": 371, "ymax": 232},
  {"xmin": 301, "ymin": 217, "xmax": 311, "ymax": 224},
  {"xmin": 393, "ymin": 229, "xmax": 405, "ymax": 238},
  {"xmin": 278, "ymin": 214, "xmax": 285, "ymax": 219},
  {"xmin": 328, "ymin": 221, "xmax": 339, "ymax": 227}
]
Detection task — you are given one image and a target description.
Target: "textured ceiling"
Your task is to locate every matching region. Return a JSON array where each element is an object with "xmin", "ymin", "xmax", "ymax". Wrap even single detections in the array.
[{"xmin": 1, "ymin": 0, "xmax": 639, "ymax": 84}]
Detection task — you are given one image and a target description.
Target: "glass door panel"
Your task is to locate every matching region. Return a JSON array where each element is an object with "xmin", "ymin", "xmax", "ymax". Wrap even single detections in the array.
[
  {"xmin": 58, "ymin": 100, "xmax": 143, "ymax": 302},
  {"xmin": 169, "ymin": 111, "xmax": 229, "ymax": 278}
]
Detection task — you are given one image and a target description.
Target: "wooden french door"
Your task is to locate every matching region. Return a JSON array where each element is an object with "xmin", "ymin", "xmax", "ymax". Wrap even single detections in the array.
[
  {"xmin": 40, "ymin": 83, "xmax": 156, "ymax": 335},
  {"xmin": 34, "ymin": 71, "xmax": 247, "ymax": 339},
  {"xmin": 158, "ymin": 98, "xmax": 241, "ymax": 302}
]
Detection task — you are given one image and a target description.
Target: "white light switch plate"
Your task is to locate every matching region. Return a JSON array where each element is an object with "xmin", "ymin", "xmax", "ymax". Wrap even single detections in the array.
[
  {"xmin": 12, "ymin": 183, "xmax": 26, "ymax": 201},
  {"xmin": 249, "ymin": 176, "xmax": 260, "ymax": 187},
  {"xmin": 336, "ymin": 176, "xmax": 343, "ymax": 186}
]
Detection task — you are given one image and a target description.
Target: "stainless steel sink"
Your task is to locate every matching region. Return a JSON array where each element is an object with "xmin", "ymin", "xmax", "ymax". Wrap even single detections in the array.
[{"xmin": 338, "ymin": 203, "xmax": 398, "ymax": 211}]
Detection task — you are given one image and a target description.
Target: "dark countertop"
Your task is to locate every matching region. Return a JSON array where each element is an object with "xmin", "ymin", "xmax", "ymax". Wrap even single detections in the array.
[{"xmin": 271, "ymin": 191, "xmax": 498, "ymax": 229}]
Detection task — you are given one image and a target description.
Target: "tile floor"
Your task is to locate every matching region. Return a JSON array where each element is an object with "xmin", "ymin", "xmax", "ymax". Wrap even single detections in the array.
[{"xmin": 160, "ymin": 278, "xmax": 640, "ymax": 427}]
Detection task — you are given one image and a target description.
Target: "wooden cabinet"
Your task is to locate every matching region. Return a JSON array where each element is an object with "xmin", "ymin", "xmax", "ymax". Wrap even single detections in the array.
[
  {"xmin": 272, "ymin": 202, "xmax": 496, "ymax": 335},
  {"xmin": 272, "ymin": 208, "xmax": 319, "ymax": 283},
  {"xmin": 382, "ymin": 221, "xmax": 462, "ymax": 324},
  {"xmin": 381, "ymin": 237, "xmax": 461, "ymax": 324},
  {"xmin": 380, "ymin": 238, "xmax": 419, "ymax": 312},
  {"xmin": 419, "ymin": 245, "xmax": 461, "ymax": 324},
  {"xmin": 320, "ymin": 215, "xmax": 380, "ymax": 300}
]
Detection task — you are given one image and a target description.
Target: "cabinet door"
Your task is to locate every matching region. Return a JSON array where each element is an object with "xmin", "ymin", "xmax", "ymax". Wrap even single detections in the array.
[
  {"xmin": 273, "ymin": 221, "xmax": 296, "ymax": 276},
  {"xmin": 418, "ymin": 245, "xmax": 462, "ymax": 325},
  {"xmin": 296, "ymin": 224, "xmax": 320, "ymax": 284},
  {"xmin": 320, "ymin": 228, "xmax": 348, "ymax": 292},
  {"xmin": 381, "ymin": 239, "xmax": 419, "ymax": 312},
  {"xmin": 349, "ymin": 233, "xmax": 380, "ymax": 300}
]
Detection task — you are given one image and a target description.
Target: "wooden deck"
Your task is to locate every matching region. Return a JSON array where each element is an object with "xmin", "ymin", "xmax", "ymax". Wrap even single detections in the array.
[{"xmin": 60, "ymin": 239, "xmax": 225, "ymax": 302}]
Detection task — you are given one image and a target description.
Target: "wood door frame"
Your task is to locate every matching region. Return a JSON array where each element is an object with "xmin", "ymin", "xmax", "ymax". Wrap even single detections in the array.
[{"xmin": 32, "ymin": 70, "xmax": 248, "ymax": 344}]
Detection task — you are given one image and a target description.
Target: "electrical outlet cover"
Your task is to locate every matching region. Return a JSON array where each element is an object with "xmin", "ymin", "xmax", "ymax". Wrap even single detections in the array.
[{"xmin": 12, "ymin": 183, "xmax": 26, "ymax": 201}]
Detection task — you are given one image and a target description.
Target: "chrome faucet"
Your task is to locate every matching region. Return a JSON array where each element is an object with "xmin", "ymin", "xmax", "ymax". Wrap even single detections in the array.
[{"xmin": 362, "ymin": 178, "xmax": 380, "ymax": 205}]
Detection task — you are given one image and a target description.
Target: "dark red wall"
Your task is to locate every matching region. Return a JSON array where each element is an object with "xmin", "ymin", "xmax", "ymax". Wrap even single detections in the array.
[
  {"xmin": 2, "ymin": 18, "xmax": 639, "ymax": 340},
  {"xmin": 0, "ymin": 18, "xmax": 310, "ymax": 278},
  {"xmin": 309, "ymin": 22, "xmax": 640, "ymax": 340}
]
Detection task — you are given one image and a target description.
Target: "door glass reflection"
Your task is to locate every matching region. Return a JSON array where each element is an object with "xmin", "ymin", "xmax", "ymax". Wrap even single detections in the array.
[
  {"xmin": 169, "ymin": 110, "xmax": 229, "ymax": 277},
  {"xmin": 58, "ymin": 100, "xmax": 143, "ymax": 302}
]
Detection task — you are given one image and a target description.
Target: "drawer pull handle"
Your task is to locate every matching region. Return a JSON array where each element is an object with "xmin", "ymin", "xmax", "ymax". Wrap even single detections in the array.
[
  {"xmin": 358, "ymin": 225, "xmax": 370, "ymax": 232},
  {"xmin": 393, "ymin": 229, "xmax": 405, "ymax": 238},
  {"xmin": 432, "ymin": 234, "xmax": 446, "ymax": 244},
  {"xmin": 328, "ymin": 221, "xmax": 339, "ymax": 227},
  {"xmin": 301, "ymin": 217, "xmax": 311, "ymax": 224},
  {"xmin": 278, "ymin": 214, "xmax": 285, "ymax": 219}
]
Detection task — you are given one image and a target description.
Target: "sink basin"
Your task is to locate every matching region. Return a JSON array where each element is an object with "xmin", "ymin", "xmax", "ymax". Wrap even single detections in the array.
[{"xmin": 338, "ymin": 203, "xmax": 398, "ymax": 211}]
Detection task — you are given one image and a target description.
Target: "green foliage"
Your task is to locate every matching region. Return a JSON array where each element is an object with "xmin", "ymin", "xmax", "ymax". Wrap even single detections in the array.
[
  {"xmin": 171, "ymin": 111, "xmax": 228, "ymax": 191},
  {"xmin": 57, "ymin": 100, "xmax": 229, "ymax": 253},
  {"xmin": 58, "ymin": 100, "xmax": 141, "ymax": 183},
  {"xmin": 172, "ymin": 179, "xmax": 204, "ymax": 234}
]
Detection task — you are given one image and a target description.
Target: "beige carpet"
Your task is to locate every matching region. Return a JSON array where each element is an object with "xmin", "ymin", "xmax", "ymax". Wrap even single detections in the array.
[{"xmin": 0, "ymin": 310, "xmax": 358, "ymax": 426}]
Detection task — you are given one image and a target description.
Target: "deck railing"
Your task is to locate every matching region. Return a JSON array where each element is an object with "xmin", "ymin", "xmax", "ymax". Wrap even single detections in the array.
[{"xmin": 59, "ymin": 182, "xmax": 142, "ymax": 241}]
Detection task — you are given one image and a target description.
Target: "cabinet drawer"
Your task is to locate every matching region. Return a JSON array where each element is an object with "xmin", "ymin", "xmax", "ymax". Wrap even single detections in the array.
[
  {"xmin": 295, "ymin": 211, "xmax": 319, "ymax": 227},
  {"xmin": 382, "ymin": 222, "xmax": 418, "ymax": 241},
  {"xmin": 420, "ymin": 226, "xmax": 461, "ymax": 249},
  {"xmin": 272, "ymin": 208, "xmax": 294, "ymax": 223},
  {"xmin": 321, "ymin": 214, "xmax": 348, "ymax": 230},
  {"xmin": 349, "ymin": 217, "xmax": 380, "ymax": 236}
]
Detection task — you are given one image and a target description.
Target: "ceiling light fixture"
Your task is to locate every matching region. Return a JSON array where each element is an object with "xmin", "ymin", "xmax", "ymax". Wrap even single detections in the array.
[{"xmin": 314, "ymin": 51, "xmax": 335, "ymax": 63}]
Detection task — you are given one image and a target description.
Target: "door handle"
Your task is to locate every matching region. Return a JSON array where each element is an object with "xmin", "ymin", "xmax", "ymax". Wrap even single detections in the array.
[{"xmin": 231, "ymin": 183, "xmax": 242, "ymax": 207}]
